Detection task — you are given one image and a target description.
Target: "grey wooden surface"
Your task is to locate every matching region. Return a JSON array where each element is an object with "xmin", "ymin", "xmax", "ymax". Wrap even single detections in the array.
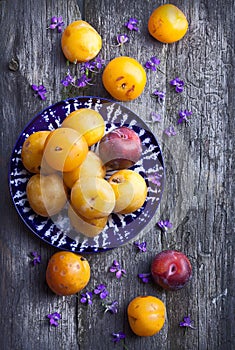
[{"xmin": 0, "ymin": 0, "xmax": 234, "ymax": 349}]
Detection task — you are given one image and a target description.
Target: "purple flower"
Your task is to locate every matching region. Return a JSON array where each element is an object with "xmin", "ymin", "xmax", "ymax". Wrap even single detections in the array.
[
  {"xmin": 61, "ymin": 70, "xmax": 75, "ymax": 87},
  {"xmin": 76, "ymin": 74, "xmax": 92, "ymax": 88},
  {"xmin": 170, "ymin": 77, "xmax": 184, "ymax": 93},
  {"xmin": 92, "ymin": 56, "xmax": 106, "ymax": 70},
  {"xmin": 164, "ymin": 125, "xmax": 177, "ymax": 137},
  {"xmin": 31, "ymin": 84, "xmax": 47, "ymax": 100},
  {"xmin": 124, "ymin": 18, "xmax": 139, "ymax": 31},
  {"xmin": 151, "ymin": 112, "xmax": 161, "ymax": 122},
  {"xmin": 79, "ymin": 61, "xmax": 95, "ymax": 74},
  {"xmin": 148, "ymin": 172, "xmax": 161, "ymax": 187},
  {"xmin": 179, "ymin": 315, "xmax": 196, "ymax": 329},
  {"xmin": 109, "ymin": 260, "xmax": 126, "ymax": 279},
  {"xmin": 138, "ymin": 272, "xmax": 152, "ymax": 283},
  {"xmin": 157, "ymin": 220, "xmax": 173, "ymax": 232},
  {"xmin": 103, "ymin": 300, "xmax": 118, "ymax": 314},
  {"xmin": 49, "ymin": 16, "xmax": 64, "ymax": 33},
  {"xmin": 152, "ymin": 89, "xmax": 165, "ymax": 102},
  {"xmin": 79, "ymin": 57, "xmax": 105, "ymax": 74},
  {"xmin": 145, "ymin": 56, "xmax": 161, "ymax": 71},
  {"xmin": 80, "ymin": 291, "xmax": 93, "ymax": 305},
  {"xmin": 30, "ymin": 251, "xmax": 41, "ymax": 266},
  {"xmin": 46, "ymin": 312, "xmax": 61, "ymax": 327},
  {"xmin": 111, "ymin": 331, "xmax": 126, "ymax": 343},
  {"xmin": 134, "ymin": 241, "xmax": 147, "ymax": 252},
  {"xmin": 94, "ymin": 284, "xmax": 108, "ymax": 299},
  {"xmin": 116, "ymin": 34, "xmax": 129, "ymax": 46},
  {"xmin": 177, "ymin": 109, "xmax": 192, "ymax": 124}
]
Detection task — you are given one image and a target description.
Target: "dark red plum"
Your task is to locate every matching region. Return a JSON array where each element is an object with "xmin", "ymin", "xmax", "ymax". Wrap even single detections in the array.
[
  {"xmin": 98, "ymin": 126, "xmax": 142, "ymax": 170},
  {"xmin": 151, "ymin": 250, "xmax": 192, "ymax": 291}
]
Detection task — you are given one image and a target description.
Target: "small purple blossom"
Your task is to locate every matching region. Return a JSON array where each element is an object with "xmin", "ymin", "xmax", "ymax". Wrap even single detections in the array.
[
  {"xmin": 157, "ymin": 220, "xmax": 173, "ymax": 232},
  {"xmin": 76, "ymin": 74, "xmax": 92, "ymax": 88},
  {"xmin": 111, "ymin": 331, "xmax": 126, "ymax": 343},
  {"xmin": 109, "ymin": 260, "xmax": 126, "ymax": 279},
  {"xmin": 79, "ymin": 61, "xmax": 95, "ymax": 74},
  {"xmin": 151, "ymin": 111, "xmax": 161, "ymax": 122},
  {"xmin": 170, "ymin": 77, "xmax": 184, "ymax": 93},
  {"xmin": 116, "ymin": 34, "xmax": 129, "ymax": 46},
  {"xmin": 145, "ymin": 56, "xmax": 161, "ymax": 71},
  {"xmin": 152, "ymin": 89, "xmax": 165, "ymax": 102},
  {"xmin": 103, "ymin": 300, "xmax": 118, "ymax": 314},
  {"xmin": 61, "ymin": 70, "xmax": 75, "ymax": 87},
  {"xmin": 92, "ymin": 56, "xmax": 106, "ymax": 70},
  {"xmin": 46, "ymin": 312, "xmax": 61, "ymax": 327},
  {"xmin": 48, "ymin": 16, "xmax": 64, "ymax": 33},
  {"xmin": 31, "ymin": 84, "xmax": 47, "ymax": 100},
  {"xmin": 80, "ymin": 291, "xmax": 93, "ymax": 305},
  {"xmin": 138, "ymin": 272, "xmax": 152, "ymax": 283},
  {"xmin": 80, "ymin": 57, "xmax": 105, "ymax": 74},
  {"xmin": 177, "ymin": 110, "xmax": 192, "ymax": 124},
  {"xmin": 134, "ymin": 241, "xmax": 147, "ymax": 252},
  {"xmin": 179, "ymin": 315, "xmax": 196, "ymax": 329},
  {"xmin": 30, "ymin": 251, "xmax": 41, "ymax": 266},
  {"xmin": 94, "ymin": 284, "xmax": 109, "ymax": 299},
  {"xmin": 148, "ymin": 172, "xmax": 161, "ymax": 187},
  {"xmin": 124, "ymin": 18, "xmax": 139, "ymax": 31},
  {"xmin": 164, "ymin": 125, "xmax": 177, "ymax": 137}
]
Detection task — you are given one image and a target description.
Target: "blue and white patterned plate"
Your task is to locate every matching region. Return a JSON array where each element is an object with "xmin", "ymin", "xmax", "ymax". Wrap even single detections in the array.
[{"xmin": 9, "ymin": 96, "xmax": 164, "ymax": 253}]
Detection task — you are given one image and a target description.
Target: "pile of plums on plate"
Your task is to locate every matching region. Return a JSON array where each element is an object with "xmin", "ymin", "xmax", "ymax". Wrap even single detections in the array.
[{"xmin": 21, "ymin": 108, "xmax": 147, "ymax": 238}]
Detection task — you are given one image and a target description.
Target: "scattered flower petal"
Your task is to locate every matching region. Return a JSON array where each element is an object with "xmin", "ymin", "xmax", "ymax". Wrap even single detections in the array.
[
  {"xmin": 152, "ymin": 89, "xmax": 165, "ymax": 101},
  {"xmin": 109, "ymin": 260, "xmax": 127, "ymax": 279},
  {"xmin": 111, "ymin": 331, "xmax": 126, "ymax": 343},
  {"xmin": 103, "ymin": 300, "xmax": 118, "ymax": 314},
  {"xmin": 80, "ymin": 291, "xmax": 93, "ymax": 305},
  {"xmin": 31, "ymin": 84, "xmax": 47, "ymax": 100},
  {"xmin": 145, "ymin": 56, "xmax": 161, "ymax": 71},
  {"xmin": 46, "ymin": 312, "xmax": 61, "ymax": 327},
  {"xmin": 30, "ymin": 251, "xmax": 41, "ymax": 266},
  {"xmin": 148, "ymin": 172, "xmax": 162, "ymax": 187},
  {"xmin": 124, "ymin": 18, "xmax": 139, "ymax": 31},
  {"xmin": 48, "ymin": 16, "xmax": 64, "ymax": 33},
  {"xmin": 94, "ymin": 284, "xmax": 109, "ymax": 299},
  {"xmin": 170, "ymin": 77, "xmax": 184, "ymax": 93},
  {"xmin": 61, "ymin": 70, "xmax": 76, "ymax": 87},
  {"xmin": 116, "ymin": 34, "xmax": 129, "ymax": 46},
  {"xmin": 179, "ymin": 315, "xmax": 196, "ymax": 329},
  {"xmin": 157, "ymin": 220, "xmax": 173, "ymax": 231},
  {"xmin": 76, "ymin": 74, "xmax": 92, "ymax": 88},
  {"xmin": 151, "ymin": 111, "xmax": 161, "ymax": 122},
  {"xmin": 138, "ymin": 272, "xmax": 152, "ymax": 283},
  {"xmin": 92, "ymin": 56, "xmax": 106, "ymax": 70},
  {"xmin": 164, "ymin": 125, "xmax": 177, "ymax": 137},
  {"xmin": 177, "ymin": 110, "xmax": 192, "ymax": 124},
  {"xmin": 79, "ymin": 56, "xmax": 105, "ymax": 74},
  {"xmin": 134, "ymin": 241, "xmax": 147, "ymax": 252}
]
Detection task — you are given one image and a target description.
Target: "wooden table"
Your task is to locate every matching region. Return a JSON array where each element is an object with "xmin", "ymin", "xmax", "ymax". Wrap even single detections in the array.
[{"xmin": 1, "ymin": 1, "xmax": 234, "ymax": 349}]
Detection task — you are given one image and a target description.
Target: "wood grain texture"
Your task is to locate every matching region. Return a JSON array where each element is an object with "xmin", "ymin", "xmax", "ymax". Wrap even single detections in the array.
[{"xmin": 0, "ymin": 0, "xmax": 234, "ymax": 350}]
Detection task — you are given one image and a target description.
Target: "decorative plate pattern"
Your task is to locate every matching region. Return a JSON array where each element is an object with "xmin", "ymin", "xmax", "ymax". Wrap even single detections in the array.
[{"xmin": 9, "ymin": 96, "xmax": 164, "ymax": 253}]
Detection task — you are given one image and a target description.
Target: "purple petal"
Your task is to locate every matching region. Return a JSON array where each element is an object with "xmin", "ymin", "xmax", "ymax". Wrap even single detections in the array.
[
  {"xmin": 31, "ymin": 84, "xmax": 38, "ymax": 91},
  {"xmin": 151, "ymin": 56, "xmax": 160, "ymax": 65},
  {"xmin": 116, "ymin": 270, "xmax": 122, "ymax": 279},
  {"xmin": 49, "ymin": 24, "xmax": 57, "ymax": 30},
  {"xmin": 176, "ymin": 85, "xmax": 184, "ymax": 93},
  {"xmin": 50, "ymin": 16, "xmax": 58, "ymax": 23},
  {"xmin": 80, "ymin": 297, "xmax": 87, "ymax": 304},
  {"xmin": 151, "ymin": 112, "xmax": 161, "ymax": 122}
]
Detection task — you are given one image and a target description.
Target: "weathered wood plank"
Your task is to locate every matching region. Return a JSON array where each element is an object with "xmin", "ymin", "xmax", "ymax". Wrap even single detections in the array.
[{"xmin": 0, "ymin": 0, "xmax": 234, "ymax": 349}]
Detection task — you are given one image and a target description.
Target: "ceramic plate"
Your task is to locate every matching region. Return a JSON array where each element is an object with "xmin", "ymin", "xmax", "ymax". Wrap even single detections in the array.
[{"xmin": 9, "ymin": 96, "xmax": 164, "ymax": 253}]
